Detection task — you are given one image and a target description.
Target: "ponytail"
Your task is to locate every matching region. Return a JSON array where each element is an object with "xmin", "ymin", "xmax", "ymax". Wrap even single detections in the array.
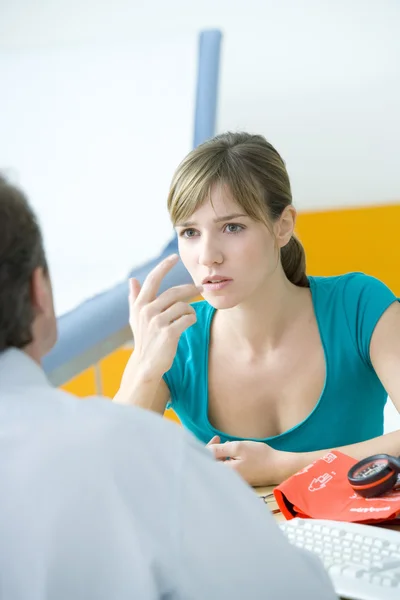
[{"xmin": 280, "ymin": 235, "xmax": 309, "ymax": 288}]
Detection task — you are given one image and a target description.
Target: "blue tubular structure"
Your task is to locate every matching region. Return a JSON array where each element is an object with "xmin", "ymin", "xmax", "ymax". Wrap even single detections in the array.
[
  {"xmin": 43, "ymin": 28, "xmax": 223, "ymax": 386},
  {"xmin": 193, "ymin": 29, "xmax": 222, "ymax": 148}
]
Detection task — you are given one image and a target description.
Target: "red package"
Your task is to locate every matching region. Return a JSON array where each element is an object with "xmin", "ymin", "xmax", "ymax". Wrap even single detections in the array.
[{"xmin": 274, "ymin": 450, "xmax": 400, "ymax": 525}]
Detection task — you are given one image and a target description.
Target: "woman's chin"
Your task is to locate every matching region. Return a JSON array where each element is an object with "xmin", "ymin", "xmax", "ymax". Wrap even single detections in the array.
[{"xmin": 202, "ymin": 292, "xmax": 239, "ymax": 310}]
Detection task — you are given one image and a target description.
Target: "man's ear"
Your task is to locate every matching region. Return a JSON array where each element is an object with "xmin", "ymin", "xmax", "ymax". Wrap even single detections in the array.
[
  {"xmin": 274, "ymin": 206, "xmax": 296, "ymax": 249},
  {"xmin": 30, "ymin": 267, "xmax": 52, "ymax": 316}
]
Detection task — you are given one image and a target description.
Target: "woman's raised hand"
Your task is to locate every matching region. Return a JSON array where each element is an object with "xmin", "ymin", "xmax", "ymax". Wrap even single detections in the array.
[{"xmin": 129, "ymin": 254, "xmax": 201, "ymax": 380}]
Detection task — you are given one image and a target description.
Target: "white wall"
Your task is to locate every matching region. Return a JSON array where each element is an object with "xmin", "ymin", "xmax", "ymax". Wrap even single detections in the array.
[
  {"xmin": 1, "ymin": 0, "xmax": 399, "ymax": 306},
  {"xmin": 1, "ymin": 0, "xmax": 399, "ymax": 215},
  {"xmin": 1, "ymin": 0, "xmax": 399, "ymax": 314},
  {"xmin": 0, "ymin": 38, "xmax": 196, "ymax": 314}
]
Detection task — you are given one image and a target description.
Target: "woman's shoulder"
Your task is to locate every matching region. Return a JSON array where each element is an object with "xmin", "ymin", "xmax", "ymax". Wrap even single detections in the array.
[
  {"xmin": 174, "ymin": 300, "xmax": 215, "ymax": 350},
  {"xmin": 309, "ymin": 272, "xmax": 397, "ymax": 359},
  {"xmin": 308, "ymin": 271, "xmax": 395, "ymax": 299},
  {"xmin": 163, "ymin": 300, "xmax": 213, "ymax": 402},
  {"xmin": 309, "ymin": 271, "xmax": 370, "ymax": 286},
  {"xmin": 190, "ymin": 299, "xmax": 216, "ymax": 322}
]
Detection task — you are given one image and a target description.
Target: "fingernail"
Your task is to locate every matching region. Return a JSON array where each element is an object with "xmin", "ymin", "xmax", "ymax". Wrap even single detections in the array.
[
  {"xmin": 197, "ymin": 285, "xmax": 204, "ymax": 292},
  {"xmin": 169, "ymin": 253, "xmax": 179, "ymax": 261}
]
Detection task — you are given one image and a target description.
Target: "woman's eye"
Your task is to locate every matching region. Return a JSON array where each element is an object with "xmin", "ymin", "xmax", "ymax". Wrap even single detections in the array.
[
  {"xmin": 225, "ymin": 224, "xmax": 243, "ymax": 234},
  {"xmin": 181, "ymin": 228, "xmax": 198, "ymax": 238}
]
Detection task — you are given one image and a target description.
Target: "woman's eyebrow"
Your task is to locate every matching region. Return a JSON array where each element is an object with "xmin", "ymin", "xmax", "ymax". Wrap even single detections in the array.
[{"xmin": 177, "ymin": 213, "xmax": 248, "ymax": 228}]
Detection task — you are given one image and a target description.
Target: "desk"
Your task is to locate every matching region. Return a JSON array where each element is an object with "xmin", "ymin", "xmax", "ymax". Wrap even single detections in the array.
[
  {"xmin": 254, "ymin": 485, "xmax": 400, "ymax": 532},
  {"xmin": 254, "ymin": 485, "xmax": 285, "ymax": 522}
]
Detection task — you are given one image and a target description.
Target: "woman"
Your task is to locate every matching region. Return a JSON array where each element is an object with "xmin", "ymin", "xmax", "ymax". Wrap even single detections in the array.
[{"xmin": 115, "ymin": 131, "xmax": 400, "ymax": 486}]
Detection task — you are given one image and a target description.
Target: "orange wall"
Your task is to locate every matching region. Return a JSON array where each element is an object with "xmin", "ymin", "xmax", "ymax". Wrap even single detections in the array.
[
  {"xmin": 62, "ymin": 202, "xmax": 400, "ymax": 406},
  {"xmin": 296, "ymin": 203, "xmax": 400, "ymax": 295},
  {"xmin": 61, "ymin": 347, "xmax": 181, "ymax": 423}
]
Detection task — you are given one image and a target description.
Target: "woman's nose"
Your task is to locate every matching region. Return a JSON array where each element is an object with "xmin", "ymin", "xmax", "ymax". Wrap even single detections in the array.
[{"xmin": 198, "ymin": 237, "xmax": 223, "ymax": 266}]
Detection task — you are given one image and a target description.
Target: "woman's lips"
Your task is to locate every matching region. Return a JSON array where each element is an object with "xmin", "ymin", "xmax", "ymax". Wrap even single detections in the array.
[{"xmin": 202, "ymin": 277, "xmax": 233, "ymax": 291}]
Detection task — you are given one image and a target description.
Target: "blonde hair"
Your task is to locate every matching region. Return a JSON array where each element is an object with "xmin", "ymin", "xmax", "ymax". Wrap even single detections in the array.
[{"xmin": 167, "ymin": 131, "xmax": 308, "ymax": 287}]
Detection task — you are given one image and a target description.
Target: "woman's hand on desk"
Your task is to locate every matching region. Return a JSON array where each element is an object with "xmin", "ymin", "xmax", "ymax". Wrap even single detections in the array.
[{"xmin": 208, "ymin": 440, "xmax": 295, "ymax": 487}]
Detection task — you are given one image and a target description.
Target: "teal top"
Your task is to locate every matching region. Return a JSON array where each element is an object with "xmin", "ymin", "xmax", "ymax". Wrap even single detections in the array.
[{"xmin": 163, "ymin": 273, "xmax": 398, "ymax": 452}]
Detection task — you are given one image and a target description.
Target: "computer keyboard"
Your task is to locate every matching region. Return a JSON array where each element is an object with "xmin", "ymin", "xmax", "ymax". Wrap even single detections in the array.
[{"xmin": 280, "ymin": 518, "xmax": 400, "ymax": 600}]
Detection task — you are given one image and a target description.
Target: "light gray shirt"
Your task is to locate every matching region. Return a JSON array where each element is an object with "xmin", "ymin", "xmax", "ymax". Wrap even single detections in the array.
[{"xmin": 0, "ymin": 349, "xmax": 337, "ymax": 599}]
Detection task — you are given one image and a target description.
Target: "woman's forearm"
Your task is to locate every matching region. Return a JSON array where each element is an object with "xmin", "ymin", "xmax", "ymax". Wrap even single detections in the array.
[
  {"xmin": 113, "ymin": 352, "xmax": 167, "ymax": 413},
  {"xmin": 288, "ymin": 429, "xmax": 400, "ymax": 479}
]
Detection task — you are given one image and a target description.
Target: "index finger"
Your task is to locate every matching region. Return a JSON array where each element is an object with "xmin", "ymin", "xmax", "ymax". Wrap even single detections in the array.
[{"xmin": 136, "ymin": 254, "xmax": 179, "ymax": 305}]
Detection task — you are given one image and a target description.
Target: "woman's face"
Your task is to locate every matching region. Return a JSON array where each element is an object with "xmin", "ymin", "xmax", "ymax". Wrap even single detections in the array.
[{"xmin": 175, "ymin": 183, "xmax": 288, "ymax": 309}]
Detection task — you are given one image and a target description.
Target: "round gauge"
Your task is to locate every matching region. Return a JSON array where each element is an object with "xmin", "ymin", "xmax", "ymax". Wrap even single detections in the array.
[{"xmin": 351, "ymin": 458, "xmax": 389, "ymax": 480}]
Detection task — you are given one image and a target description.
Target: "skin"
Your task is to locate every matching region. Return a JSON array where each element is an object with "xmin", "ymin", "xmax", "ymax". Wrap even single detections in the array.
[
  {"xmin": 25, "ymin": 267, "xmax": 58, "ymax": 364},
  {"xmin": 118, "ymin": 182, "xmax": 400, "ymax": 487}
]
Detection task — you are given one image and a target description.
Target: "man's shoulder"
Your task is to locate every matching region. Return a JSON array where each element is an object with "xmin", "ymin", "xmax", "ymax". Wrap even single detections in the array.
[
  {"xmin": 25, "ymin": 387, "xmax": 197, "ymax": 497},
  {"xmin": 53, "ymin": 387, "xmax": 187, "ymax": 448}
]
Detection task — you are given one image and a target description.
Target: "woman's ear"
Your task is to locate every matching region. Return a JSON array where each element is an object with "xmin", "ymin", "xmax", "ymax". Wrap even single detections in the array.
[{"xmin": 274, "ymin": 206, "xmax": 296, "ymax": 248}]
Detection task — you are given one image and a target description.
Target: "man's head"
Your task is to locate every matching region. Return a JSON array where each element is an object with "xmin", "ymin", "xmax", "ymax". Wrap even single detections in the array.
[{"xmin": 0, "ymin": 175, "xmax": 57, "ymax": 361}]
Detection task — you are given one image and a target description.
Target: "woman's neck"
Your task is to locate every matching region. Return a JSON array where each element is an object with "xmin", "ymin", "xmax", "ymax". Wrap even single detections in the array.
[{"xmin": 215, "ymin": 271, "xmax": 310, "ymax": 357}]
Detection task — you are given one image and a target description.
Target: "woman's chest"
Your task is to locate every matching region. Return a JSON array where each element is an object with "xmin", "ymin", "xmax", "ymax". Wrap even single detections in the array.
[{"xmin": 207, "ymin": 330, "xmax": 326, "ymax": 439}]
